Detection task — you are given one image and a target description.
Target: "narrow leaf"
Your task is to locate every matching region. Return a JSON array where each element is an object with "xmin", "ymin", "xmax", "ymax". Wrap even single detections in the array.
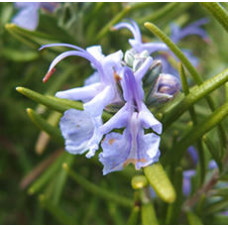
[
  {"xmin": 62, "ymin": 163, "xmax": 134, "ymax": 208},
  {"xmin": 39, "ymin": 195, "xmax": 76, "ymax": 225},
  {"xmin": 127, "ymin": 205, "xmax": 140, "ymax": 225},
  {"xmin": 201, "ymin": 3, "xmax": 228, "ymax": 33},
  {"xmin": 144, "ymin": 162, "xmax": 176, "ymax": 203},
  {"xmin": 28, "ymin": 151, "xmax": 65, "ymax": 194},
  {"xmin": 144, "ymin": 22, "xmax": 227, "ymax": 147},
  {"xmin": 163, "ymin": 102, "xmax": 228, "ymax": 164},
  {"xmin": 161, "ymin": 68, "xmax": 228, "ymax": 128},
  {"xmin": 186, "ymin": 211, "xmax": 203, "ymax": 225},
  {"xmin": 26, "ymin": 108, "xmax": 63, "ymax": 143},
  {"xmin": 16, "ymin": 87, "xmax": 82, "ymax": 113},
  {"xmin": 141, "ymin": 202, "xmax": 159, "ymax": 225}
]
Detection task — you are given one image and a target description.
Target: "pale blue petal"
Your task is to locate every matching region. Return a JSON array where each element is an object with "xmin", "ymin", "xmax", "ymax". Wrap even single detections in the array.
[
  {"xmin": 83, "ymin": 85, "xmax": 114, "ymax": 117},
  {"xmin": 135, "ymin": 129, "xmax": 161, "ymax": 169},
  {"xmin": 141, "ymin": 42, "xmax": 169, "ymax": 54},
  {"xmin": 84, "ymin": 72, "xmax": 100, "ymax": 86},
  {"xmin": 103, "ymin": 50, "xmax": 124, "ymax": 72},
  {"xmin": 47, "ymin": 50, "xmax": 102, "ymax": 74},
  {"xmin": 100, "ymin": 104, "xmax": 129, "ymax": 134},
  {"xmin": 99, "ymin": 130, "xmax": 131, "ymax": 175},
  {"xmin": 139, "ymin": 103, "xmax": 162, "ymax": 134},
  {"xmin": 12, "ymin": 5, "xmax": 39, "ymax": 30},
  {"xmin": 39, "ymin": 43, "xmax": 84, "ymax": 52},
  {"xmin": 55, "ymin": 83, "xmax": 102, "ymax": 102},
  {"xmin": 86, "ymin": 45, "xmax": 105, "ymax": 62},
  {"xmin": 14, "ymin": 2, "xmax": 40, "ymax": 9},
  {"xmin": 113, "ymin": 22, "xmax": 142, "ymax": 43},
  {"xmin": 60, "ymin": 109, "xmax": 102, "ymax": 156}
]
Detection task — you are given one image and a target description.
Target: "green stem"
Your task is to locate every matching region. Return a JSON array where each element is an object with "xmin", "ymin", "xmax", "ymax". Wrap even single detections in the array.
[
  {"xmin": 52, "ymin": 154, "xmax": 75, "ymax": 205},
  {"xmin": 179, "ymin": 64, "xmax": 205, "ymax": 183},
  {"xmin": 163, "ymin": 102, "xmax": 228, "ymax": 164},
  {"xmin": 62, "ymin": 163, "xmax": 133, "ymax": 208},
  {"xmin": 165, "ymin": 167, "xmax": 183, "ymax": 225},
  {"xmin": 28, "ymin": 152, "xmax": 65, "ymax": 194},
  {"xmin": 200, "ymin": 3, "xmax": 228, "ymax": 33}
]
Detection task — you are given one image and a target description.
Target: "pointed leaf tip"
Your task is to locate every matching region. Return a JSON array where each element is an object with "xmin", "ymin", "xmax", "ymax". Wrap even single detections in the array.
[{"xmin": 5, "ymin": 23, "xmax": 16, "ymax": 30}]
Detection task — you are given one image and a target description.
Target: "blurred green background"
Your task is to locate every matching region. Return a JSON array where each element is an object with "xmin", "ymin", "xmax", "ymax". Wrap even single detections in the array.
[{"xmin": 0, "ymin": 2, "xmax": 227, "ymax": 225}]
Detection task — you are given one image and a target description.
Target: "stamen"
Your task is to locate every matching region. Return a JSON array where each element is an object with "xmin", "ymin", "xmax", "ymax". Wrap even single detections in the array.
[
  {"xmin": 114, "ymin": 71, "xmax": 121, "ymax": 82},
  {"xmin": 42, "ymin": 68, "xmax": 56, "ymax": 83}
]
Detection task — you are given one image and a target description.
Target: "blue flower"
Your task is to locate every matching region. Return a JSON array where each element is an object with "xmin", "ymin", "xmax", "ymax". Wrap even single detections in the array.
[
  {"xmin": 40, "ymin": 44, "xmax": 124, "ymax": 117},
  {"xmin": 114, "ymin": 19, "xmax": 209, "ymax": 77},
  {"xmin": 12, "ymin": 2, "xmax": 58, "ymax": 30},
  {"xmin": 170, "ymin": 18, "xmax": 209, "ymax": 43},
  {"xmin": 99, "ymin": 67, "xmax": 162, "ymax": 175},
  {"xmin": 113, "ymin": 20, "xmax": 168, "ymax": 54}
]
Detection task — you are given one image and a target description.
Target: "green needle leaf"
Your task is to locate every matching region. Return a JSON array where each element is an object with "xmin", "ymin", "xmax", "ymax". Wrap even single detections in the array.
[
  {"xmin": 144, "ymin": 162, "xmax": 176, "ymax": 203},
  {"xmin": 39, "ymin": 194, "xmax": 76, "ymax": 225},
  {"xmin": 144, "ymin": 22, "xmax": 202, "ymax": 84},
  {"xmin": 165, "ymin": 167, "xmax": 183, "ymax": 224},
  {"xmin": 161, "ymin": 68, "xmax": 228, "ymax": 128},
  {"xmin": 26, "ymin": 108, "xmax": 63, "ymax": 143},
  {"xmin": 28, "ymin": 152, "xmax": 66, "ymax": 195},
  {"xmin": 163, "ymin": 102, "xmax": 228, "ymax": 164},
  {"xmin": 16, "ymin": 87, "xmax": 83, "ymax": 113},
  {"xmin": 201, "ymin": 3, "xmax": 228, "ymax": 33},
  {"xmin": 144, "ymin": 22, "xmax": 227, "ymax": 148},
  {"xmin": 186, "ymin": 211, "xmax": 203, "ymax": 225},
  {"xmin": 141, "ymin": 202, "xmax": 159, "ymax": 225},
  {"xmin": 127, "ymin": 205, "xmax": 140, "ymax": 225},
  {"xmin": 62, "ymin": 163, "xmax": 134, "ymax": 208}
]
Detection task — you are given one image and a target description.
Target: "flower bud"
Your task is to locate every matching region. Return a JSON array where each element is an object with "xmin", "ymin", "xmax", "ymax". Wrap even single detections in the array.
[
  {"xmin": 146, "ymin": 73, "xmax": 181, "ymax": 106},
  {"xmin": 124, "ymin": 49, "xmax": 149, "ymax": 71}
]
